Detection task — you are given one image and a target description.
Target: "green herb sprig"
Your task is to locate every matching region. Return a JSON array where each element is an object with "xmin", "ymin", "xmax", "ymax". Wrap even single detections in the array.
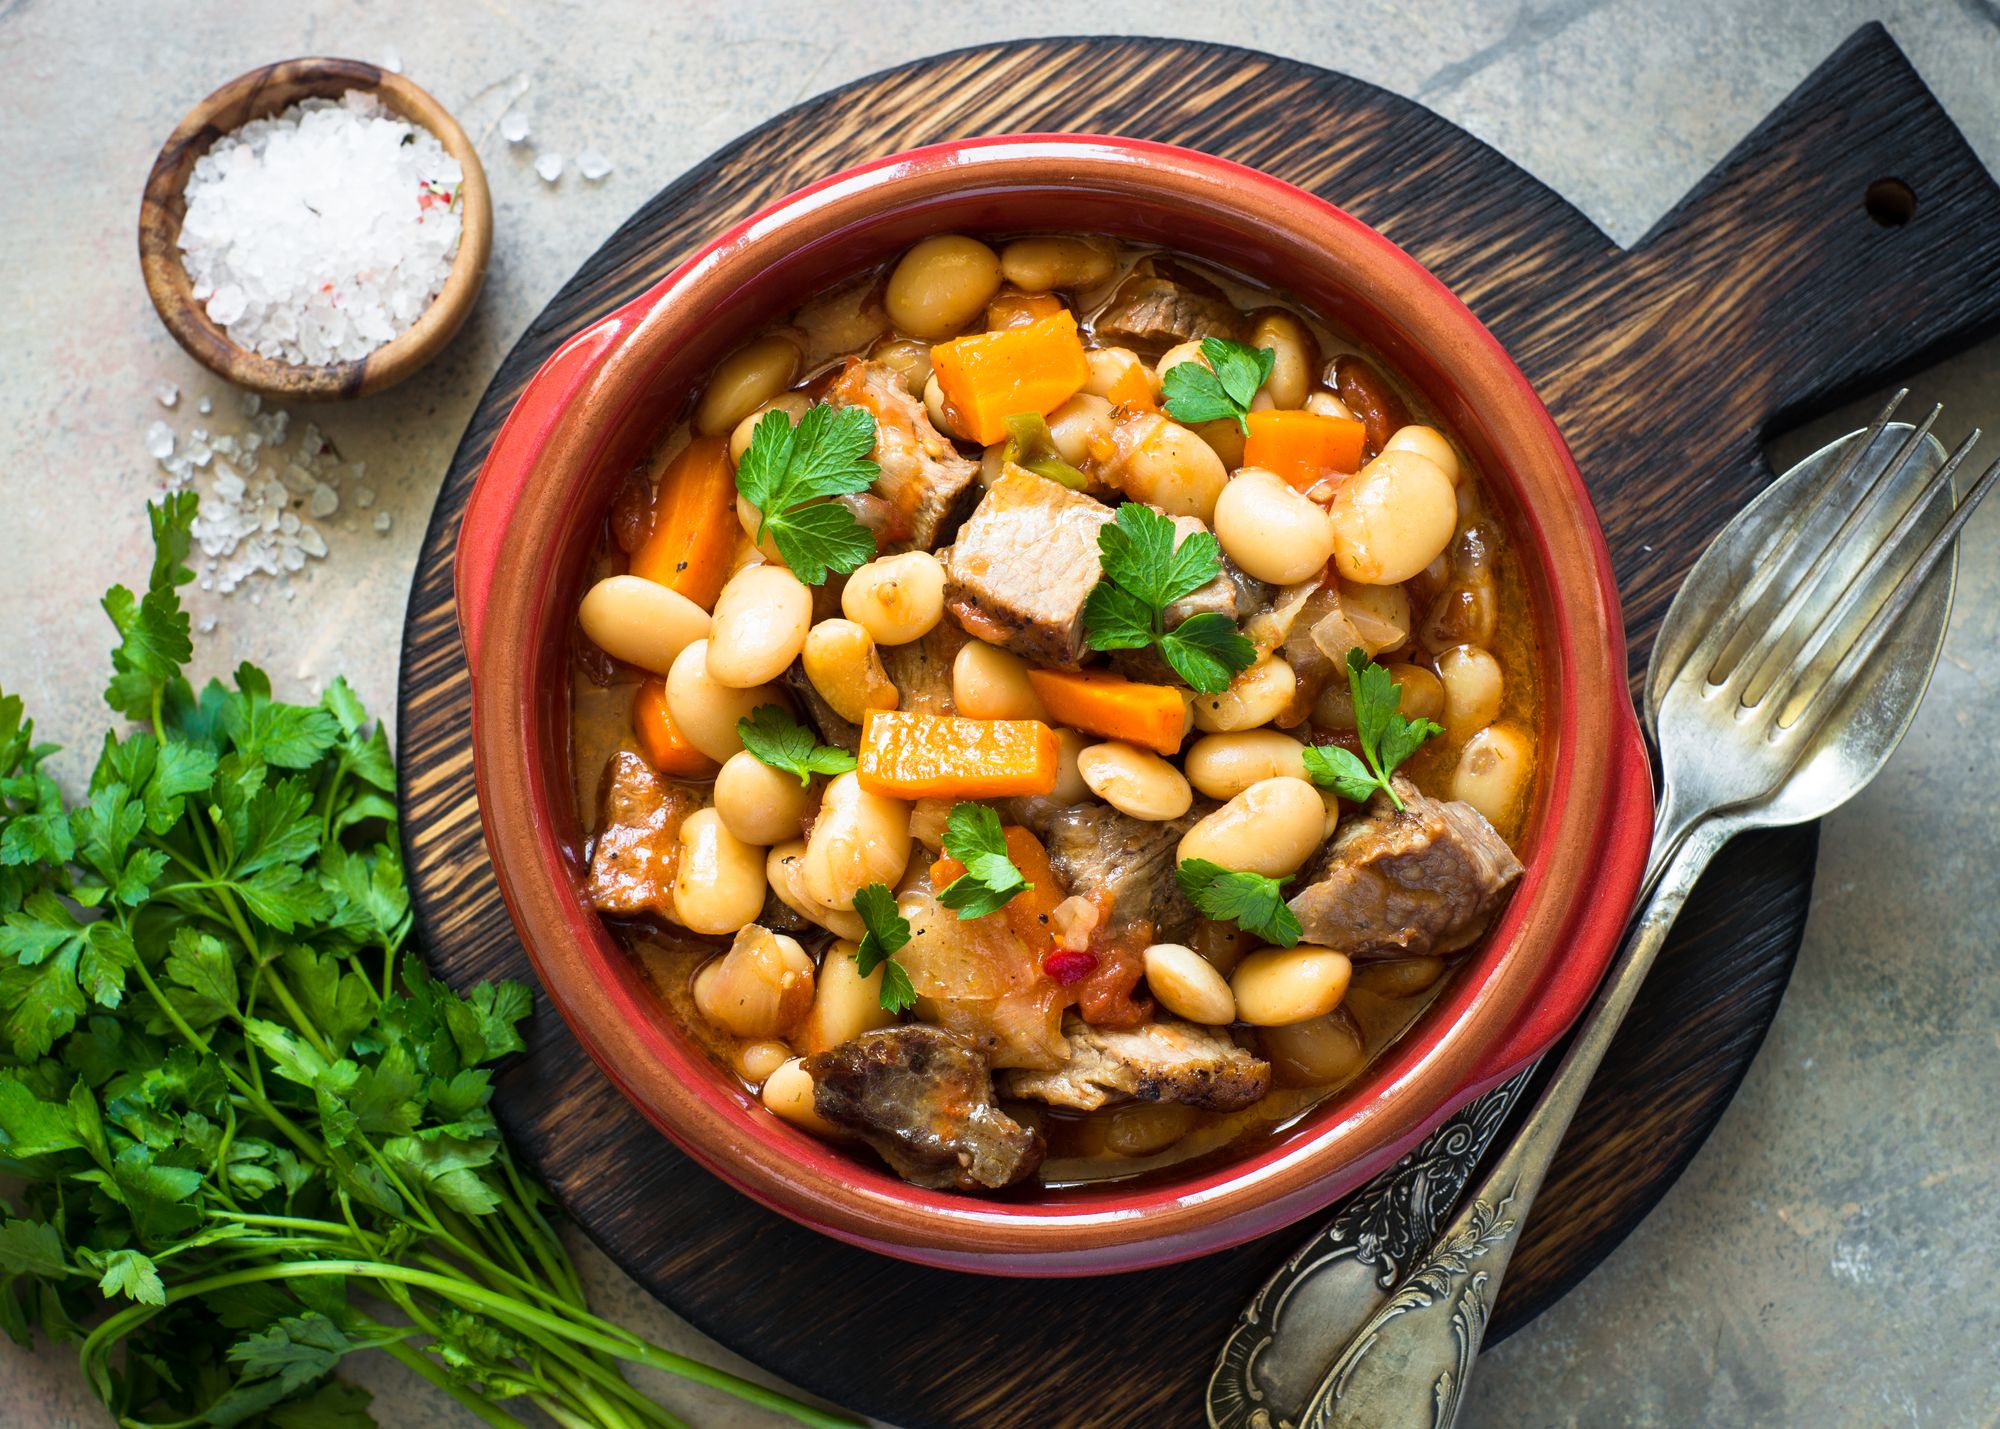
[
  {"xmin": 735, "ymin": 705, "xmax": 857, "ymax": 785},
  {"xmin": 1302, "ymin": 650, "xmax": 1444, "ymax": 811},
  {"xmin": 850, "ymin": 884, "xmax": 917, "ymax": 1014},
  {"xmin": 733, "ymin": 402, "xmax": 881, "ymax": 584},
  {"xmin": 0, "ymin": 494, "xmax": 854, "ymax": 1429},
  {"xmin": 936, "ymin": 804, "xmax": 1030, "ymax": 920},
  {"xmin": 1175, "ymin": 859, "xmax": 1302, "ymax": 947},
  {"xmin": 1082, "ymin": 503, "xmax": 1256, "ymax": 694},
  {"xmin": 1159, "ymin": 337, "xmax": 1276, "ymax": 434}
]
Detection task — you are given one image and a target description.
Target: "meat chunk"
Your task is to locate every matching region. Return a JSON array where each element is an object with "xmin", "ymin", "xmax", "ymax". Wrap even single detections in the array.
[
  {"xmin": 1002, "ymin": 1013, "xmax": 1271, "ymax": 1112},
  {"xmin": 827, "ymin": 357, "xmax": 980, "ymax": 550},
  {"xmin": 1287, "ymin": 777, "xmax": 1523, "ymax": 957},
  {"xmin": 1041, "ymin": 801, "xmax": 1205, "ymax": 941},
  {"xmin": 586, "ymin": 751, "xmax": 699, "ymax": 919},
  {"xmin": 804, "ymin": 1026, "xmax": 1044, "ymax": 1190},
  {"xmin": 1093, "ymin": 265, "xmax": 1244, "ymax": 352},
  {"xmin": 943, "ymin": 471, "xmax": 1115, "ymax": 668},
  {"xmin": 878, "ymin": 620, "xmax": 965, "ymax": 716}
]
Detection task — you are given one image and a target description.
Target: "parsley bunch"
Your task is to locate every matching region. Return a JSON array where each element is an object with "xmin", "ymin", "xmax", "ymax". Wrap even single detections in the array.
[
  {"xmin": 1302, "ymin": 650, "xmax": 1444, "ymax": 811},
  {"xmin": 734, "ymin": 402, "xmax": 881, "ymax": 584},
  {"xmin": 1082, "ymin": 504, "xmax": 1257, "ymax": 694},
  {"xmin": 0, "ymin": 495, "xmax": 851, "ymax": 1429},
  {"xmin": 1159, "ymin": 338, "xmax": 1276, "ymax": 434}
]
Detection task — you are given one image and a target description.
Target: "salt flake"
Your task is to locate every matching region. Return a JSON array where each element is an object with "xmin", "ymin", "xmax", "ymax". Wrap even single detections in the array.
[
  {"xmin": 577, "ymin": 148, "xmax": 613, "ymax": 182},
  {"xmin": 501, "ymin": 110, "xmax": 531, "ymax": 145},
  {"xmin": 534, "ymin": 152, "xmax": 563, "ymax": 183},
  {"xmin": 156, "ymin": 381, "xmax": 180, "ymax": 409}
]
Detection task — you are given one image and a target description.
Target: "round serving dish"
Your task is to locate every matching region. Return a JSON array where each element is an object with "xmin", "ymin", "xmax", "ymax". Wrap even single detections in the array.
[
  {"xmin": 454, "ymin": 135, "xmax": 1654, "ymax": 1276},
  {"xmin": 138, "ymin": 57, "xmax": 492, "ymax": 401}
]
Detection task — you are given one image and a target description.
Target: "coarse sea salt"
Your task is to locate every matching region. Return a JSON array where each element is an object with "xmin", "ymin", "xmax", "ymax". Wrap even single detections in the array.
[
  {"xmin": 178, "ymin": 89, "xmax": 463, "ymax": 367},
  {"xmin": 534, "ymin": 152, "xmax": 563, "ymax": 183}
]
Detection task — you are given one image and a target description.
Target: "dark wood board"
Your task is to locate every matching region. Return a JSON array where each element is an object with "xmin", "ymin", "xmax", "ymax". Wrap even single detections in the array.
[{"xmin": 397, "ymin": 27, "xmax": 2000, "ymax": 1426}]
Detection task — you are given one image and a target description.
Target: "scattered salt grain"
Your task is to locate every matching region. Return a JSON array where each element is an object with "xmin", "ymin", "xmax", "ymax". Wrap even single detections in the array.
[
  {"xmin": 156, "ymin": 381, "xmax": 180, "ymax": 409},
  {"xmin": 197, "ymin": 616, "xmax": 217, "ymax": 634},
  {"xmin": 373, "ymin": 511, "xmax": 394, "ymax": 533},
  {"xmin": 534, "ymin": 152, "xmax": 563, "ymax": 183},
  {"xmin": 310, "ymin": 483, "xmax": 340, "ymax": 518},
  {"xmin": 577, "ymin": 148, "xmax": 613, "ymax": 182},
  {"xmin": 197, "ymin": 395, "xmax": 212, "ymax": 415},
  {"xmin": 501, "ymin": 109, "xmax": 531, "ymax": 145},
  {"xmin": 178, "ymin": 90, "xmax": 463, "ymax": 367},
  {"xmin": 145, "ymin": 421, "xmax": 175, "ymax": 460},
  {"xmin": 356, "ymin": 486, "xmax": 375, "ymax": 509}
]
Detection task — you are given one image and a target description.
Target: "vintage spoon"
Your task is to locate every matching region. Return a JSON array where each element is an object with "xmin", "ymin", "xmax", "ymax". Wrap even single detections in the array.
[{"xmin": 1208, "ymin": 398, "xmax": 1991, "ymax": 1429}]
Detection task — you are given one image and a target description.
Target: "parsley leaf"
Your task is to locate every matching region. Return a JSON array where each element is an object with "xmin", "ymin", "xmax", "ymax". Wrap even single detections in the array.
[
  {"xmin": 735, "ymin": 705, "xmax": 857, "ymax": 785},
  {"xmin": 733, "ymin": 402, "xmax": 881, "ymax": 584},
  {"xmin": 1082, "ymin": 503, "xmax": 1256, "ymax": 695},
  {"xmin": 1160, "ymin": 338, "xmax": 1277, "ymax": 434},
  {"xmin": 1176, "ymin": 858, "xmax": 1302, "ymax": 947},
  {"xmin": 851, "ymin": 882, "xmax": 917, "ymax": 1013},
  {"xmin": 937, "ymin": 803, "xmax": 1030, "ymax": 920},
  {"xmin": 1302, "ymin": 650, "xmax": 1444, "ymax": 811}
]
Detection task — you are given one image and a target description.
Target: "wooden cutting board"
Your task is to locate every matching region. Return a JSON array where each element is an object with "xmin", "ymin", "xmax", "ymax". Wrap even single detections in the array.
[{"xmin": 397, "ymin": 26, "xmax": 2000, "ymax": 1426}]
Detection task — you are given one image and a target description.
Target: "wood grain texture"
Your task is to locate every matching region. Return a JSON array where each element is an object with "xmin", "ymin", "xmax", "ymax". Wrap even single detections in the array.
[{"xmin": 397, "ymin": 27, "xmax": 2000, "ymax": 1426}]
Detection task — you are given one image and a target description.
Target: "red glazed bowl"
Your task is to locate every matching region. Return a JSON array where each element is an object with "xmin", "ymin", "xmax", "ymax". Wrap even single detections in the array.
[{"xmin": 455, "ymin": 136, "xmax": 1653, "ymax": 1276}]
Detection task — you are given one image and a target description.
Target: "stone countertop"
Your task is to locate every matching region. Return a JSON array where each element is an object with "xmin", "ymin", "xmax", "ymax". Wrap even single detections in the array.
[{"xmin": 3, "ymin": 2, "xmax": 1996, "ymax": 1426}]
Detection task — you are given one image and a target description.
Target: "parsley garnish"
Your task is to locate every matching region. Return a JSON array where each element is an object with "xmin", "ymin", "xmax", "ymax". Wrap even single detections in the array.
[
  {"xmin": 1302, "ymin": 649, "xmax": 1444, "ymax": 811},
  {"xmin": 733, "ymin": 401, "xmax": 880, "ymax": 584},
  {"xmin": 1176, "ymin": 858, "xmax": 1302, "ymax": 947},
  {"xmin": 1159, "ymin": 337, "xmax": 1276, "ymax": 434},
  {"xmin": 851, "ymin": 882, "xmax": 918, "ymax": 1013},
  {"xmin": 1082, "ymin": 502, "xmax": 1256, "ymax": 694},
  {"xmin": 734, "ymin": 704, "xmax": 857, "ymax": 785},
  {"xmin": 936, "ymin": 802, "xmax": 1030, "ymax": 919}
]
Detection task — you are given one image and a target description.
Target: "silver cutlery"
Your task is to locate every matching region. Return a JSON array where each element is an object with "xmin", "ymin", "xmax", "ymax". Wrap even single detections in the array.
[{"xmin": 1209, "ymin": 395, "xmax": 1996, "ymax": 1428}]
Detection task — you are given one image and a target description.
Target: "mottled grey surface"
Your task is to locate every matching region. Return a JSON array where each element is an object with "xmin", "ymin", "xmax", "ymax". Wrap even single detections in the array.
[{"xmin": 2, "ymin": 2, "xmax": 1997, "ymax": 1426}]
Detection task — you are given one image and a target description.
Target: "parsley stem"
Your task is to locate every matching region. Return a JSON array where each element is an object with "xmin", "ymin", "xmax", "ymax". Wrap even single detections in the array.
[{"xmin": 382, "ymin": 1340, "xmax": 535, "ymax": 1429}]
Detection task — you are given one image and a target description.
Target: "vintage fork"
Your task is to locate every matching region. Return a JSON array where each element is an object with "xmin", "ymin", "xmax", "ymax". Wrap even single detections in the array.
[{"xmin": 1209, "ymin": 393, "xmax": 1999, "ymax": 1429}]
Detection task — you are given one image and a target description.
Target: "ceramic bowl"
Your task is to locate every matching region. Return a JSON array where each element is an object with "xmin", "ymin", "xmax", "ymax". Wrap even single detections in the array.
[
  {"xmin": 138, "ymin": 57, "xmax": 492, "ymax": 401},
  {"xmin": 454, "ymin": 135, "xmax": 1653, "ymax": 1275}
]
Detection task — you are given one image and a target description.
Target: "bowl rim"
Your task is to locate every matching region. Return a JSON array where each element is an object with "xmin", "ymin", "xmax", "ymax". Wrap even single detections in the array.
[
  {"xmin": 137, "ymin": 56, "xmax": 493, "ymax": 402},
  {"xmin": 453, "ymin": 134, "xmax": 1655, "ymax": 1275}
]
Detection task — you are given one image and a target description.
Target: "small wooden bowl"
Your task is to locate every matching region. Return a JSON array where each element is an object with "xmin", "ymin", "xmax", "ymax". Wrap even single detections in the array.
[{"xmin": 138, "ymin": 58, "xmax": 492, "ymax": 401}]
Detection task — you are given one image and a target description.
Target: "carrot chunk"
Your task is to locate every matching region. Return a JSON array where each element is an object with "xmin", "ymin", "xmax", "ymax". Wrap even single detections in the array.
[
  {"xmin": 931, "ymin": 310, "xmax": 1089, "ymax": 446},
  {"xmin": 931, "ymin": 826, "xmax": 1066, "ymax": 949},
  {"xmin": 1244, "ymin": 409, "xmax": 1367, "ymax": 491},
  {"xmin": 1024, "ymin": 669, "xmax": 1188, "ymax": 756},
  {"xmin": 857, "ymin": 711, "xmax": 1059, "ymax": 800},
  {"xmin": 631, "ymin": 678, "xmax": 720, "ymax": 779},
  {"xmin": 1106, "ymin": 363, "xmax": 1157, "ymax": 412},
  {"xmin": 627, "ymin": 435, "xmax": 738, "ymax": 609}
]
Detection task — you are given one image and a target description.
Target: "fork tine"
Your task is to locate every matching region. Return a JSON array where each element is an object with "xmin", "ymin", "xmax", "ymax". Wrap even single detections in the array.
[
  {"xmin": 1765, "ymin": 438, "xmax": 1997, "ymax": 736},
  {"xmin": 1670, "ymin": 390, "xmax": 1906, "ymax": 691},
  {"xmin": 1715, "ymin": 402, "xmax": 1943, "ymax": 699}
]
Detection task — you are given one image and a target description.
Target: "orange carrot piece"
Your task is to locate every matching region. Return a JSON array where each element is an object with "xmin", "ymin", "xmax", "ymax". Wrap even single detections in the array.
[
  {"xmin": 1244, "ymin": 409, "xmax": 1367, "ymax": 491},
  {"xmin": 631, "ymin": 678, "xmax": 720, "ymax": 778},
  {"xmin": 856, "ymin": 711, "xmax": 1059, "ymax": 800},
  {"xmin": 1105, "ymin": 363, "xmax": 1157, "ymax": 412},
  {"xmin": 1024, "ymin": 668, "xmax": 1188, "ymax": 756},
  {"xmin": 930, "ymin": 826, "xmax": 1064, "ymax": 949},
  {"xmin": 627, "ymin": 435, "xmax": 738, "ymax": 608},
  {"xmin": 931, "ymin": 309, "xmax": 1089, "ymax": 446}
]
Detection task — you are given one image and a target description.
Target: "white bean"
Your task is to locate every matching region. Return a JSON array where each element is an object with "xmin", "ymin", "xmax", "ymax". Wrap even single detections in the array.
[
  {"xmin": 762, "ymin": 1057, "xmax": 838, "ymax": 1135},
  {"xmin": 801, "ymin": 771, "xmax": 913, "ymax": 910},
  {"xmin": 1142, "ymin": 943, "xmax": 1236, "ymax": 1025},
  {"xmin": 1176, "ymin": 777, "xmax": 1325, "ymax": 876},
  {"xmin": 705, "ymin": 563, "xmax": 811, "ymax": 688},
  {"xmin": 1350, "ymin": 956, "xmax": 1447, "ymax": 999},
  {"xmin": 1305, "ymin": 389, "xmax": 1359, "ymax": 421},
  {"xmin": 1214, "ymin": 468, "xmax": 1337, "ymax": 584},
  {"xmin": 1154, "ymin": 340, "xmax": 1206, "ymax": 390},
  {"xmin": 802, "ymin": 619, "xmax": 898, "ymax": 724},
  {"xmin": 1261, "ymin": 1009, "xmax": 1368, "ymax": 1084},
  {"xmin": 952, "ymin": 641, "xmax": 1048, "ymax": 721},
  {"xmin": 1385, "ymin": 662, "xmax": 1445, "ymax": 722},
  {"xmin": 1191, "ymin": 655, "xmax": 1297, "ymax": 733},
  {"xmin": 923, "ymin": 372, "xmax": 962, "ymax": 439},
  {"xmin": 999, "ymin": 235, "xmax": 1117, "ymax": 291},
  {"xmin": 1436, "ymin": 645, "xmax": 1504, "ymax": 739},
  {"xmin": 870, "ymin": 337, "xmax": 933, "ymax": 397},
  {"xmin": 1448, "ymin": 721, "xmax": 1533, "ymax": 827},
  {"xmin": 1382, "ymin": 424, "xmax": 1462, "ymax": 485},
  {"xmin": 1047, "ymin": 728, "xmax": 1091, "ymax": 805},
  {"xmin": 666, "ymin": 640, "xmax": 784, "ymax": 763},
  {"xmin": 885, "ymin": 235, "xmax": 1002, "ymax": 341},
  {"xmin": 841, "ymin": 551, "xmax": 945, "ymax": 646},
  {"xmin": 729, "ymin": 392, "xmax": 812, "ymax": 466},
  {"xmin": 1326, "ymin": 450, "xmax": 1457, "ymax": 585},
  {"xmin": 1077, "ymin": 740, "xmax": 1192, "ymax": 821},
  {"xmin": 672, "ymin": 809, "xmax": 768, "ymax": 936},
  {"xmin": 1083, "ymin": 346, "xmax": 1149, "ymax": 400},
  {"xmin": 1184, "ymin": 730, "xmax": 1309, "ymax": 800},
  {"xmin": 797, "ymin": 941, "xmax": 898, "ymax": 1054},
  {"xmin": 577, "ymin": 575, "xmax": 712, "ymax": 676},
  {"xmin": 734, "ymin": 491, "xmax": 787, "ymax": 565},
  {"xmin": 765, "ymin": 841, "xmax": 866, "ymax": 941},
  {"xmin": 1250, "ymin": 311, "xmax": 1313, "ymax": 410},
  {"xmin": 713, "ymin": 750, "xmax": 815, "ymax": 846},
  {"xmin": 1231, "ymin": 945, "xmax": 1353, "ymax": 1026},
  {"xmin": 695, "ymin": 335, "xmax": 801, "ymax": 437},
  {"xmin": 1120, "ymin": 415, "xmax": 1229, "ymax": 522},
  {"xmin": 733, "ymin": 1039, "xmax": 792, "ymax": 1084},
  {"xmin": 1045, "ymin": 392, "xmax": 1115, "ymax": 467},
  {"xmin": 1104, "ymin": 1102, "xmax": 1197, "ymax": 1156}
]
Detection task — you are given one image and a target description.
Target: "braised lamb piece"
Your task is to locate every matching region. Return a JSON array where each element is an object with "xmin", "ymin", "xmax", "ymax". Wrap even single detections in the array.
[
  {"xmin": 944, "ymin": 471, "xmax": 1115, "ymax": 668},
  {"xmin": 826, "ymin": 357, "xmax": 980, "ymax": 549},
  {"xmin": 1287, "ymin": 777, "xmax": 1523, "ymax": 957},
  {"xmin": 586, "ymin": 751, "xmax": 698, "ymax": 919},
  {"xmin": 1002, "ymin": 1014, "xmax": 1271, "ymax": 1113},
  {"xmin": 1093, "ymin": 264, "xmax": 1245, "ymax": 350},
  {"xmin": 1038, "ymin": 800, "xmax": 1206, "ymax": 941},
  {"xmin": 804, "ymin": 1026, "xmax": 1044, "ymax": 1190}
]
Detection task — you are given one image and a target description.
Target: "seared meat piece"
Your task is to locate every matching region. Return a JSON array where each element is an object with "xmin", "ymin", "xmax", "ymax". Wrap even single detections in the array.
[
  {"xmin": 1093, "ymin": 265, "xmax": 1244, "ymax": 352},
  {"xmin": 586, "ymin": 751, "xmax": 699, "ymax": 919},
  {"xmin": 1002, "ymin": 1013, "xmax": 1271, "ymax": 1112},
  {"xmin": 1042, "ymin": 801, "xmax": 1205, "ymax": 941},
  {"xmin": 783, "ymin": 658, "xmax": 860, "ymax": 753},
  {"xmin": 944, "ymin": 471, "xmax": 1115, "ymax": 669},
  {"xmin": 805, "ymin": 1026, "xmax": 1045, "ymax": 1190},
  {"xmin": 878, "ymin": 620, "xmax": 965, "ymax": 715},
  {"xmin": 1287, "ymin": 777, "xmax": 1523, "ymax": 957},
  {"xmin": 827, "ymin": 357, "xmax": 980, "ymax": 550}
]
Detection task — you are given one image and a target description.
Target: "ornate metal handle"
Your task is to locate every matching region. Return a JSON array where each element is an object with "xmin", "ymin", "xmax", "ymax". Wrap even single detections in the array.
[{"xmin": 1295, "ymin": 814, "xmax": 1733, "ymax": 1427}]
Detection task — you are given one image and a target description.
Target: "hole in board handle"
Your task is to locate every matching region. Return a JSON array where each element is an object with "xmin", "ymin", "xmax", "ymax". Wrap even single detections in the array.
[{"xmin": 1864, "ymin": 178, "xmax": 1917, "ymax": 228}]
